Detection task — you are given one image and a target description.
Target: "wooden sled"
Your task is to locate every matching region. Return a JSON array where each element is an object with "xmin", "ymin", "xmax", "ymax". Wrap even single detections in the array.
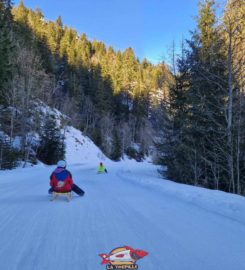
[{"xmin": 50, "ymin": 191, "xmax": 72, "ymax": 202}]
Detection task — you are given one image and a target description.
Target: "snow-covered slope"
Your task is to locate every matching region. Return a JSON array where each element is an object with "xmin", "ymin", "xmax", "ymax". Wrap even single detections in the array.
[
  {"xmin": 31, "ymin": 101, "xmax": 111, "ymax": 167},
  {"xmin": 0, "ymin": 158, "xmax": 245, "ymax": 270},
  {"xmin": 64, "ymin": 126, "xmax": 109, "ymax": 167}
]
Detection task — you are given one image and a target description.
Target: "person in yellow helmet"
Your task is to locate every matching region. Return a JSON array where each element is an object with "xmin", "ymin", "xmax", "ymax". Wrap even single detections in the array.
[{"xmin": 97, "ymin": 162, "xmax": 108, "ymax": 174}]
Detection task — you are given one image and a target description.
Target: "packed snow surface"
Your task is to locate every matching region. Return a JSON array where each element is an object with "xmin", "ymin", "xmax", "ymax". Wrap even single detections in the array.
[
  {"xmin": 0, "ymin": 128, "xmax": 245, "ymax": 270},
  {"xmin": 1, "ymin": 160, "xmax": 245, "ymax": 270}
]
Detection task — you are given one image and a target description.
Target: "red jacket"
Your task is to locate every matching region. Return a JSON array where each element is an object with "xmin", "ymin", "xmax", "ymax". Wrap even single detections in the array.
[{"xmin": 50, "ymin": 168, "xmax": 73, "ymax": 193}]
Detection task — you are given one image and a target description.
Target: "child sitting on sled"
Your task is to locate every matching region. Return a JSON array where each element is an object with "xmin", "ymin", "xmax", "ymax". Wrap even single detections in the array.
[
  {"xmin": 97, "ymin": 162, "xmax": 108, "ymax": 174},
  {"xmin": 49, "ymin": 160, "xmax": 85, "ymax": 196}
]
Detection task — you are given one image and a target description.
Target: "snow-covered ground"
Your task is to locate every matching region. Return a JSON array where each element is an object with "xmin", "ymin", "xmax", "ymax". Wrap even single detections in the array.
[
  {"xmin": 64, "ymin": 126, "xmax": 109, "ymax": 166},
  {"xmin": 0, "ymin": 127, "xmax": 245, "ymax": 270}
]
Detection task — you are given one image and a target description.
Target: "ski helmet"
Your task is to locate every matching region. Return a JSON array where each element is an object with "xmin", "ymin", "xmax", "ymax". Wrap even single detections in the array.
[{"xmin": 57, "ymin": 160, "xmax": 66, "ymax": 168}]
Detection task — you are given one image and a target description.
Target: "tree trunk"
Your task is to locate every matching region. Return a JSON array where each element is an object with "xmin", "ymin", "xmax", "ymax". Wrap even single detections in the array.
[{"xmin": 227, "ymin": 28, "xmax": 235, "ymax": 193}]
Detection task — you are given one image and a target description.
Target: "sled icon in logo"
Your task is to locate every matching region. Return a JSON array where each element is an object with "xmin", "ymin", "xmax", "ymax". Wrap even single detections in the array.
[{"xmin": 99, "ymin": 246, "xmax": 148, "ymax": 269}]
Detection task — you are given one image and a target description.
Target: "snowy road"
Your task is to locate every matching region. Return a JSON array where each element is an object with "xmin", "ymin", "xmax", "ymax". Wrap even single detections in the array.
[{"xmin": 0, "ymin": 162, "xmax": 244, "ymax": 270}]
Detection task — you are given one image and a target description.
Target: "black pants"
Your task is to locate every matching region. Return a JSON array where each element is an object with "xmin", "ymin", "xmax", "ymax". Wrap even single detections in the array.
[{"xmin": 49, "ymin": 184, "xmax": 85, "ymax": 196}]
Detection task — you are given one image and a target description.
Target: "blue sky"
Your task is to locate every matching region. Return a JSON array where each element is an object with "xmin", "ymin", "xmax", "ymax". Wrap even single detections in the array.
[{"xmin": 14, "ymin": 0, "xmax": 200, "ymax": 64}]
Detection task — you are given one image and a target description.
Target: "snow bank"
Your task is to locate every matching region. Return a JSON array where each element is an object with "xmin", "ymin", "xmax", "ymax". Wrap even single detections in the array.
[{"xmin": 118, "ymin": 158, "xmax": 245, "ymax": 225}]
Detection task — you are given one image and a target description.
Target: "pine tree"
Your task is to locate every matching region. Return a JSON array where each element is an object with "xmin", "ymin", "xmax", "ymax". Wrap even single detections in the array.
[
  {"xmin": 0, "ymin": 0, "xmax": 14, "ymax": 105},
  {"xmin": 0, "ymin": 132, "xmax": 20, "ymax": 170},
  {"xmin": 223, "ymin": 0, "xmax": 245, "ymax": 193},
  {"xmin": 198, "ymin": 0, "xmax": 216, "ymax": 61},
  {"xmin": 161, "ymin": 0, "xmax": 229, "ymax": 189},
  {"xmin": 110, "ymin": 129, "xmax": 122, "ymax": 161},
  {"xmin": 37, "ymin": 116, "xmax": 65, "ymax": 165}
]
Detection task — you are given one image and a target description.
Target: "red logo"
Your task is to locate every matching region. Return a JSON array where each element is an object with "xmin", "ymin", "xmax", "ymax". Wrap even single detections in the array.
[{"xmin": 99, "ymin": 246, "xmax": 148, "ymax": 269}]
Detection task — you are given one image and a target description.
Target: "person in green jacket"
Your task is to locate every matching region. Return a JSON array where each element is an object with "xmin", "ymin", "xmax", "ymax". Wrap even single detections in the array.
[{"xmin": 97, "ymin": 162, "xmax": 108, "ymax": 173}]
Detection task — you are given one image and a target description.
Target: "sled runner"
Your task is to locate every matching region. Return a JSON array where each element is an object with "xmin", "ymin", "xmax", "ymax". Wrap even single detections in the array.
[{"xmin": 50, "ymin": 191, "xmax": 72, "ymax": 202}]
